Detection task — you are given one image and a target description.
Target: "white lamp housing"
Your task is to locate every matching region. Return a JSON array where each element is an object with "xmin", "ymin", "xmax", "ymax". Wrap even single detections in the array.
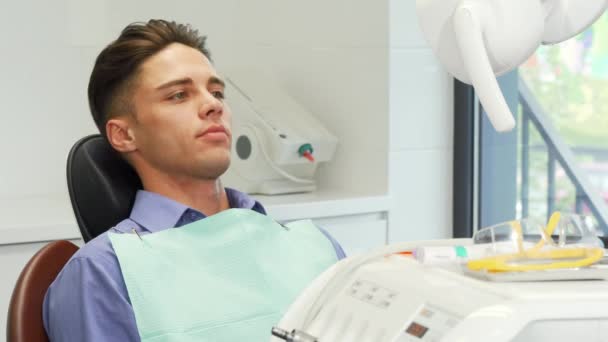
[{"xmin": 416, "ymin": 0, "xmax": 608, "ymax": 132}]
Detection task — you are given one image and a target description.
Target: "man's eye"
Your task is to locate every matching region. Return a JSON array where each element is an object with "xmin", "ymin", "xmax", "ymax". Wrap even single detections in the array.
[
  {"xmin": 169, "ymin": 92, "xmax": 187, "ymax": 101},
  {"xmin": 212, "ymin": 91, "xmax": 225, "ymax": 100}
]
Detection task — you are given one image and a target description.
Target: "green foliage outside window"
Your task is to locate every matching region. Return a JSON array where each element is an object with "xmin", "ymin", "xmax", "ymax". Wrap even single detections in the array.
[{"xmin": 520, "ymin": 12, "xmax": 608, "ymax": 148}]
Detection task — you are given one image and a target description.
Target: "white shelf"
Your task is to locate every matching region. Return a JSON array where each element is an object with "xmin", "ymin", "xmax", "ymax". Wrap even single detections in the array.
[
  {"xmin": 0, "ymin": 195, "xmax": 80, "ymax": 246},
  {"xmin": 0, "ymin": 190, "xmax": 390, "ymax": 245},
  {"xmin": 255, "ymin": 189, "xmax": 391, "ymax": 221},
  {"xmin": 0, "ymin": 223, "xmax": 80, "ymax": 246}
]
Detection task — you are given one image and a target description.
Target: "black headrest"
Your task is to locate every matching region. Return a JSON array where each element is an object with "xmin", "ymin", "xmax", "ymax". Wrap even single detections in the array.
[{"xmin": 66, "ymin": 134, "xmax": 142, "ymax": 242}]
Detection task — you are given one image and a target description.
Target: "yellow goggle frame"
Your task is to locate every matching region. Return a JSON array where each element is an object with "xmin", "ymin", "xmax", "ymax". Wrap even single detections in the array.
[{"xmin": 467, "ymin": 212, "xmax": 605, "ymax": 273}]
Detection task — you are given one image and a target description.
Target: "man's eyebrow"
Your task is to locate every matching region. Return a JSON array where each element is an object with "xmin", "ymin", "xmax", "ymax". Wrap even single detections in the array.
[
  {"xmin": 208, "ymin": 76, "xmax": 225, "ymax": 88},
  {"xmin": 155, "ymin": 78, "xmax": 193, "ymax": 90}
]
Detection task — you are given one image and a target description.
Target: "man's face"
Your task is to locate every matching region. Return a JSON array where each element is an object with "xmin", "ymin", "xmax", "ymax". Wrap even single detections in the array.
[{"xmin": 128, "ymin": 43, "xmax": 232, "ymax": 180}]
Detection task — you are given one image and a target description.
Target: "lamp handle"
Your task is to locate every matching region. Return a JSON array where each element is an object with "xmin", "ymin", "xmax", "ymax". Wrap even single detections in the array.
[{"xmin": 453, "ymin": 3, "xmax": 516, "ymax": 132}]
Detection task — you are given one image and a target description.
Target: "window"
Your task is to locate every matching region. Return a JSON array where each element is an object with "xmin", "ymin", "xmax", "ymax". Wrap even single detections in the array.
[{"xmin": 455, "ymin": 12, "xmax": 608, "ymax": 235}]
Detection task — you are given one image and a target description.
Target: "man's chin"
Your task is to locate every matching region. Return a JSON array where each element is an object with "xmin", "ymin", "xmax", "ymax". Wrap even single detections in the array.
[{"xmin": 194, "ymin": 157, "xmax": 231, "ymax": 180}]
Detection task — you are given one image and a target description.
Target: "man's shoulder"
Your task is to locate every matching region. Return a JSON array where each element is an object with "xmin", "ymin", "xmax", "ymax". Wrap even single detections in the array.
[
  {"xmin": 46, "ymin": 220, "xmax": 135, "ymax": 304},
  {"xmin": 64, "ymin": 218, "xmax": 135, "ymax": 269},
  {"xmin": 64, "ymin": 232, "xmax": 115, "ymax": 271}
]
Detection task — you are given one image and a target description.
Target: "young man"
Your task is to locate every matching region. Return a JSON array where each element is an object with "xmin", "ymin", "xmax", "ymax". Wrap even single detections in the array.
[{"xmin": 43, "ymin": 19, "xmax": 344, "ymax": 341}]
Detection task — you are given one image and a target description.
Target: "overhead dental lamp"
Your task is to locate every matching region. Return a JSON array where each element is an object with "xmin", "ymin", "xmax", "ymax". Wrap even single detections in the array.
[{"xmin": 416, "ymin": 0, "xmax": 608, "ymax": 132}]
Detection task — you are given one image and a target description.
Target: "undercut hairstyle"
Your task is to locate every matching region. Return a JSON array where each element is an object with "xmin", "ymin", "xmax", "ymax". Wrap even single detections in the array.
[{"xmin": 88, "ymin": 19, "xmax": 211, "ymax": 137}]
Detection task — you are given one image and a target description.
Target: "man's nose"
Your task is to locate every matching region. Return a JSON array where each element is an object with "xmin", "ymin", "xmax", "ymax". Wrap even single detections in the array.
[{"xmin": 198, "ymin": 91, "xmax": 223, "ymax": 118}]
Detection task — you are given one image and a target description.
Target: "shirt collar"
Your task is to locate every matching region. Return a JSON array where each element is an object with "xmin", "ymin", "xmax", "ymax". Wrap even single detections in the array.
[
  {"xmin": 129, "ymin": 190, "xmax": 189, "ymax": 233},
  {"xmin": 225, "ymin": 187, "xmax": 257, "ymax": 209},
  {"xmin": 128, "ymin": 188, "xmax": 259, "ymax": 233}
]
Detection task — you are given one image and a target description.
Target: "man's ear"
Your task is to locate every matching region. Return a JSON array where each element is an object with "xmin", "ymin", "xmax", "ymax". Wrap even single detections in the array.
[{"xmin": 106, "ymin": 117, "xmax": 137, "ymax": 153}]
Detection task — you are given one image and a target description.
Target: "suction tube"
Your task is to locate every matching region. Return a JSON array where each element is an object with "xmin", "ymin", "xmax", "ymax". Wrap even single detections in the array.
[{"xmin": 453, "ymin": 4, "xmax": 516, "ymax": 132}]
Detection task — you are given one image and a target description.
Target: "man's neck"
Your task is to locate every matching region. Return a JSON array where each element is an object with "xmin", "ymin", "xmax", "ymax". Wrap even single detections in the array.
[{"xmin": 140, "ymin": 172, "xmax": 230, "ymax": 217}]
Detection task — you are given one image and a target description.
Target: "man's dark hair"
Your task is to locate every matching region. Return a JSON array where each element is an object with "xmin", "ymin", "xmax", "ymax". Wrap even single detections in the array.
[{"xmin": 88, "ymin": 19, "xmax": 211, "ymax": 137}]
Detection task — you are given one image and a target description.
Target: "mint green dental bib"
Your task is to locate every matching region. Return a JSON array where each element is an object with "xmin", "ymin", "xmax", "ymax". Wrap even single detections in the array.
[{"xmin": 109, "ymin": 208, "xmax": 337, "ymax": 342}]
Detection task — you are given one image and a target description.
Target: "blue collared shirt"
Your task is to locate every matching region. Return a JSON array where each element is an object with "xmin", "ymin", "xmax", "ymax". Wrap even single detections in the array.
[{"xmin": 43, "ymin": 189, "xmax": 345, "ymax": 342}]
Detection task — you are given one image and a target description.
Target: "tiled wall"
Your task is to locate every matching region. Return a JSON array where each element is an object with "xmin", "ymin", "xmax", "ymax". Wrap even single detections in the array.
[{"xmin": 387, "ymin": 0, "xmax": 454, "ymax": 242}]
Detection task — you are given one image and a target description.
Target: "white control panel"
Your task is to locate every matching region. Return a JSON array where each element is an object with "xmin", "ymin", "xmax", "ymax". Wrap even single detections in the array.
[{"xmin": 348, "ymin": 279, "xmax": 399, "ymax": 309}]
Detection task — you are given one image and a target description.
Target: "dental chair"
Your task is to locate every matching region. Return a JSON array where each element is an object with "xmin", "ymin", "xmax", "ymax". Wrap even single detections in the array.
[{"xmin": 66, "ymin": 134, "xmax": 142, "ymax": 242}]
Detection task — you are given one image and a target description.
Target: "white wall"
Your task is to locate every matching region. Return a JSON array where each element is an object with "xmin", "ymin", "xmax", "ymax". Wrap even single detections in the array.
[{"xmin": 387, "ymin": 0, "xmax": 454, "ymax": 242}]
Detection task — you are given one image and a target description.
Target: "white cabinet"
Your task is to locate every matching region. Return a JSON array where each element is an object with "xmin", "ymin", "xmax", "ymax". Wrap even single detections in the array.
[
  {"xmin": 258, "ymin": 190, "xmax": 391, "ymax": 256},
  {"xmin": 313, "ymin": 212, "xmax": 388, "ymax": 256}
]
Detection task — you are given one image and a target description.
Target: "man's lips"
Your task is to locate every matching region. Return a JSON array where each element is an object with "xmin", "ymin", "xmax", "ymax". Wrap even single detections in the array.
[{"xmin": 197, "ymin": 125, "xmax": 229, "ymax": 140}]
